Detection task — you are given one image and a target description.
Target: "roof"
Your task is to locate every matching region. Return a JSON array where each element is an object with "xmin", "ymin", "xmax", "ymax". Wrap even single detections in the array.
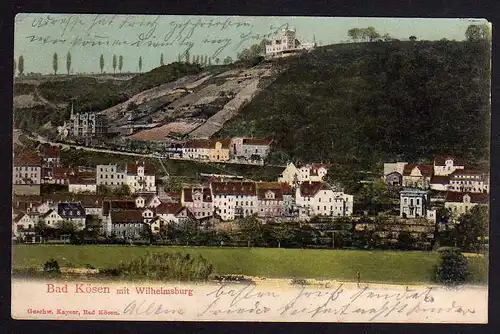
[
  {"xmin": 68, "ymin": 175, "xmax": 96, "ymax": 185},
  {"xmin": 41, "ymin": 209, "xmax": 57, "ymax": 219},
  {"xmin": 155, "ymin": 203, "xmax": 185, "ymax": 215},
  {"xmin": 242, "ymin": 138, "xmax": 273, "ymax": 146},
  {"xmin": 102, "ymin": 200, "xmax": 137, "ymax": 215},
  {"xmin": 445, "ymin": 192, "xmax": 489, "ymax": 204},
  {"xmin": 40, "ymin": 145, "xmax": 60, "ymax": 158},
  {"xmin": 111, "ymin": 210, "xmax": 144, "ymax": 223},
  {"xmin": 430, "ymin": 175, "xmax": 450, "ymax": 185},
  {"xmin": 126, "ymin": 162, "xmax": 155, "ymax": 175},
  {"xmin": 211, "ymin": 181, "xmax": 256, "ymax": 196},
  {"xmin": 57, "ymin": 202, "xmax": 86, "ymax": 218},
  {"xmin": 14, "ymin": 155, "xmax": 42, "ymax": 166},
  {"xmin": 183, "ymin": 187, "xmax": 212, "ymax": 202},
  {"xmin": 257, "ymin": 188, "xmax": 283, "ymax": 200},
  {"xmin": 52, "ymin": 167, "xmax": 76, "ymax": 179},
  {"xmin": 402, "ymin": 164, "xmax": 434, "ymax": 177},
  {"xmin": 299, "ymin": 181, "xmax": 331, "ymax": 197},
  {"xmin": 434, "ymin": 155, "xmax": 464, "ymax": 166},
  {"xmin": 450, "ymin": 169, "xmax": 485, "ymax": 177},
  {"xmin": 183, "ymin": 139, "xmax": 232, "ymax": 150}
]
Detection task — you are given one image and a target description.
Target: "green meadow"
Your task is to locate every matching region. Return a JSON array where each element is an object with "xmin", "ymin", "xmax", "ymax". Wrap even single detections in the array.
[{"xmin": 12, "ymin": 245, "xmax": 488, "ymax": 284}]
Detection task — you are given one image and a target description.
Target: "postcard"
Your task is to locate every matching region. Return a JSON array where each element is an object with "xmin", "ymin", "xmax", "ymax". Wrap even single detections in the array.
[{"xmin": 11, "ymin": 14, "xmax": 491, "ymax": 323}]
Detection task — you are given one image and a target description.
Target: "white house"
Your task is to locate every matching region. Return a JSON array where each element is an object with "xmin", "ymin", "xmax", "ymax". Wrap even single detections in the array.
[
  {"xmin": 400, "ymin": 188, "xmax": 429, "ymax": 219},
  {"xmin": 429, "ymin": 175, "xmax": 451, "ymax": 192},
  {"xmin": 433, "ymin": 156, "xmax": 465, "ymax": 176},
  {"xmin": 155, "ymin": 203, "xmax": 190, "ymax": 225},
  {"xmin": 96, "ymin": 164, "xmax": 126, "ymax": 187},
  {"xmin": 278, "ymin": 162, "xmax": 329, "ymax": 186},
  {"xmin": 125, "ymin": 162, "xmax": 156, "ymax": 193},
  {"xmin": 135, "ymin": 193, "xmax": 162, "ymax": 208},
  {"xmin": 68, "ymin": 175, "xmax": 97, "ymax": 193},
  {"xmin": 265, "ymin": 28, "xmax": 316, "ymax": 58},
  {"xmin": 444, "ymin": 192, "xmax": 489, "ymax": 220},
  {"xmin": 230, "ymin": 138, "xmax": 273, "ymax": 163},
  {"xmin": 57, "ymin": 202, "xmax": 86, "ymax": 230},
  {"xmin": 40, "ymin": 209, "xmax": 64, "ymax": 228},
  {"xmin": 181, "ymin": 140, "xmax": 210, "ymax": 160},
  {"xmin": 402, "ymin": 164, "xmax": 433, "ymax": 189},
  {"xmin": 449, "ymin": 170, "xmax": 489, "ymax": 194},
  {"xmin": 181, "ymin": 187, "xmax": 213, "ymax": 220},
  {"xmin": 13, "ymin": 213, "xmax": 37, "ymax": 237},
  {"xmin": 211, "ymin": 181, "xmax": 257, "ymax": 221},
  {"xmin": 295, "ymin": 181, "xmax": 353, "ymax": 219}
]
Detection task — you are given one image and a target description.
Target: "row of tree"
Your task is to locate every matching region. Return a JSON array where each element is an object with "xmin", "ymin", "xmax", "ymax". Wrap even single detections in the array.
[
  {"xmin": 14, "ymin": 51, "xmax": 236, "ymax": 77},
  {"xmin": 26, "ymin": 205, "xmax": 488, "ymax": 254}
]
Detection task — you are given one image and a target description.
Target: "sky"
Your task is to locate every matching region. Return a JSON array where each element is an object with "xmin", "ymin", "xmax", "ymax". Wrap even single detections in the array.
[{"xmin": 14, "ymin": 14, "xmax": 488, "ymax": 75}]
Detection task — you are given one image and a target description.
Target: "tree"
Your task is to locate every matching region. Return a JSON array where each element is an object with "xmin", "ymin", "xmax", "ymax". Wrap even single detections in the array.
[
  {"xmin": 456, "ymin": 206, "xmax": 488, "ymax": 253},
  {"xmin": 13, "ymin": 58, "xmax": 16, "ymax": 76},
  {"xmin": 348, "ymin": 28, "xmax": 361, "ymax": 42},
  {"xmin": 215, "ymin": 58, "xmax": 220, "ymax": 65},
  {"xmin": 99, "ymin": 54, "xmax": 104, "ymax": 74},
  {"xmin": 97, "ymin": 184, "xmax": 112, "ymax": 195},
  {"xmin": 53, "ymin": 52, "xmax": 58, "ymax": 75},
  {"xmin": 185, "ymin": 50, "xmax": 190, "ymax": 63},
  {"xmin": 365, "ymin": 27, "xmax": 380, "ymax": 42},
  {"xmin": 409, "ymin": 36, "xmax": 417, "ymax": 41},
  {"xmin": 239, "ymin": 214, "xmax": 264, "ymax": 247},
  {"xmin": 465, "ymin": 24, "xmax": 490, "ymax": 42},
  {"xmin": 160, "ymin": 53, "xmax": 164, "ymax": 66},
  {"xmin": 397, "ymin": 231, "xmax": 414, "ymax": 250},
  {"xmin": 196, "ymin": 55, "xmax": 200, "ymax": 64},
  {"xmin": 268, "ymin": 223, "xmax": 295, "ymax": 248},
  {"xmin": 113, "ymin": 184, "xmax": 132, "ymax": 196},
  {"xmin": 112, "ymin": 54, "xmax": 117, "ymax": 74},
  {"xmin": 18, "ymin": 55, "xmax": 24, "ymax": 76},
  {"xmin": 223, "ymin": 56, "xmax": 233, "ymax": 65},
  {"xmin": 177, "ymin": 54, "xmax": 182, "ymax": 62},
  {"xmin": 208, "ymin": 57, "xmax": 212, "ymax": 66},
  {"xmin": 138, "ymin": 56, "xmax": 143, "ymax": 72},
  {"xmin": 435, "ymin": 248, "xmax": 470, "ymax": 285},
  {"xmin": 66, "ymin": 52, "xmax": 71, "ymax": 75},
  {"xmin": 191, "ymin": 55, "xmax": 196, "ymax": 63},
  {"xmin": 118, "ymin": 55, "xmax": 123, "ymax": 73}
]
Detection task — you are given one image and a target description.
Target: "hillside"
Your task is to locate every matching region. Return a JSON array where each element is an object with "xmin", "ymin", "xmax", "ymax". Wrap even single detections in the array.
[
  {"xmin": 13, "ymin": 62, "xmax": 202, "ymax": 132},
  {"xmin": 218, "ymin": 41, "xmax": 491, "ymax": 188}
]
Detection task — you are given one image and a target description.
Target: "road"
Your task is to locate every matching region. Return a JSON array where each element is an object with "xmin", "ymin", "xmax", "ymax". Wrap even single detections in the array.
[{"xmin": 29, "ymin": 134, "xmax": 155, "ymax": 158}]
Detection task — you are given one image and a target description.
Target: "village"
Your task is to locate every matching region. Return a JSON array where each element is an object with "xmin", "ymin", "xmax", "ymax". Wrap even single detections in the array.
[{"xmin": 12, "ymin": 138, "xmax": 489, "ymax": 250}]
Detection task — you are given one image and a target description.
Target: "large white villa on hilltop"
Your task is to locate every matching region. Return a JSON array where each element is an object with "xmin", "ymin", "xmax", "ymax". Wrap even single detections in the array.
[{"xmin": 265, "ymin": 28, "xmax": 316, "ymax": 58}]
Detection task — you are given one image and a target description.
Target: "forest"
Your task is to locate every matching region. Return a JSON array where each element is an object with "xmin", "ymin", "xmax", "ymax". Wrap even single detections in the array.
[{"xmin": 218, "ymin": 40, "xmax": 491, "ymax": 190}]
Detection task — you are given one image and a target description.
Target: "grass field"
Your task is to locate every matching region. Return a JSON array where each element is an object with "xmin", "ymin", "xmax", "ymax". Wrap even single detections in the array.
[{"xmin": 12, "ymin": 245, "xmax": 488, "ymax": 284}]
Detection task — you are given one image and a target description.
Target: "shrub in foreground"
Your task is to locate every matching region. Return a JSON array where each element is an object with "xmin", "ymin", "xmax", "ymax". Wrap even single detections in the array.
[
  {"xmin": 434, "ymin": 248, "xmax": 470, "ymax": 285},
  {"xmin": 118, "ymin": 252, "xmax": 213, "ymax": 281}
]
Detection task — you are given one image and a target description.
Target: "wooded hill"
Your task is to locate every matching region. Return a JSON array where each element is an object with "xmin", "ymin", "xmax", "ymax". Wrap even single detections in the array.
[{"xmin": 218, "ymin": 40, "xmax": 491, "ymax": 189}]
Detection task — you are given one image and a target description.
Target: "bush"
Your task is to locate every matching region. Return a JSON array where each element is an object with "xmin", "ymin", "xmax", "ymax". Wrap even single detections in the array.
[
  {"xmin": 118, "ymin": 252, "xmax": 213, "ymax": 281},
  {"xmin": 435, "ymin": 248, "xmax": 470, "ymax": 285},
  {"xmin": 43, "ymin": 259, "xmax": 61, "ymax": 275}
]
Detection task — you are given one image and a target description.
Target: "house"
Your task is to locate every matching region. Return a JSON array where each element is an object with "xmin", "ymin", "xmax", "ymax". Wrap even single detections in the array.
[
  {"xmin": 39, "ymin": 144, "xmax": 60, "ymax": 167},
  {"xmin": 141, "ymin": 208, "xmax": 156, "ymax": 223},
  {"xmin": 265, "ymin": 28, "xmax": 315, "ymax": 58},
  {"xmin": 399, "ymin": 188, "xmax": 429, "ymax": 218},
  {"xmin": 278, "ymin": 162, "xmax": 329, "ymax": 186},
  {"xmin": 135, "ymin": 193, "xmax": 162, "ymax": 208},
  {"xmin": 430, "ymin": 175, "xmax": 450, "ymax": 192},
  {"xmin": 181, "ymin": 187, "xmax": 213, "ymax": 219},
  {"xmin": 181, "ymin": 139, "xmax": 211, "ymax": 160},
  {"xmin": 57, "ymin": 202, "xmax": 86, "ymax": 230},
  {"xmin": 255, "ymin": 182, "xmax": 285, "ymax": 219},
  {"xmin": 101, "ymin": 200, "xmax": 137, "ymax": 218},
  {"xmin": 385, "ymin": 171, "xmax": 403, "ymax": 187},
  {"xmin": 13, "ymin": 212, "xmax": 37, "ymax": 237},
  {"xmin": 295, "ymin": 181, "xmax": 353, "ymax": 219},
  {"xmin": 211, "ymin": 181, "xmax": 257, "ymax": 221},
  {"xmin": 230, "ymin": 138, "xmax": 273, "ymax": 163},
  {"xmin": 68, "ymin": 107, "xmax": 108, "ymax": 138},
  {"xmin": 42, "ymin": 167, "xmax": 76, "ymax": 184},
  {"xmin": 40, "ymin": 209, "xmax": 64, "ymax": 228},
  {"xmin": 155, "ymin": 203, "xmax": 190, "ymax": 224},
  {"xmin": 449, "ymin": 170, "xmax": 489, "ymax": 193},
  {"xmin": 433, "ymin": 156, "xmax": 465, "ymax": 176},
  {"xmin": 402, "ymin": 164, "xmax": 433, "ymax": 189},
  {"xmin": 13, "ymin": 154, "xmax": 42, "ymax": 195},
  {"xmin": 125, "ymin": 162, "xmax": 156, "ymax": 193},
  {"xmin": 96, "ymin": 162, "xmax": 156, "ymax": 193},
  {"xmin": 77, "ymin": 195, "xmax": 104, "ymax": 216},
  {"xmin": 208, "ymin": 139, "xmax": 231, "ymax": 162},
  {"xmin": 277, "ymin": 162, "xmax": 300, "ymax": 186},
  {"xmin": 444, "ymin": 192, "xmax": 489, "ymax": 220},
  {"xmin": 96, "ymin": 164, "xmax": 126, "ymax": 188},
  {"xmin": 68, "ymin": 175, "xmax": 97, "ymax": 193},
  {"xmin": 109, "ymin": 210, "xmax": 146, "ymax": 239}
]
